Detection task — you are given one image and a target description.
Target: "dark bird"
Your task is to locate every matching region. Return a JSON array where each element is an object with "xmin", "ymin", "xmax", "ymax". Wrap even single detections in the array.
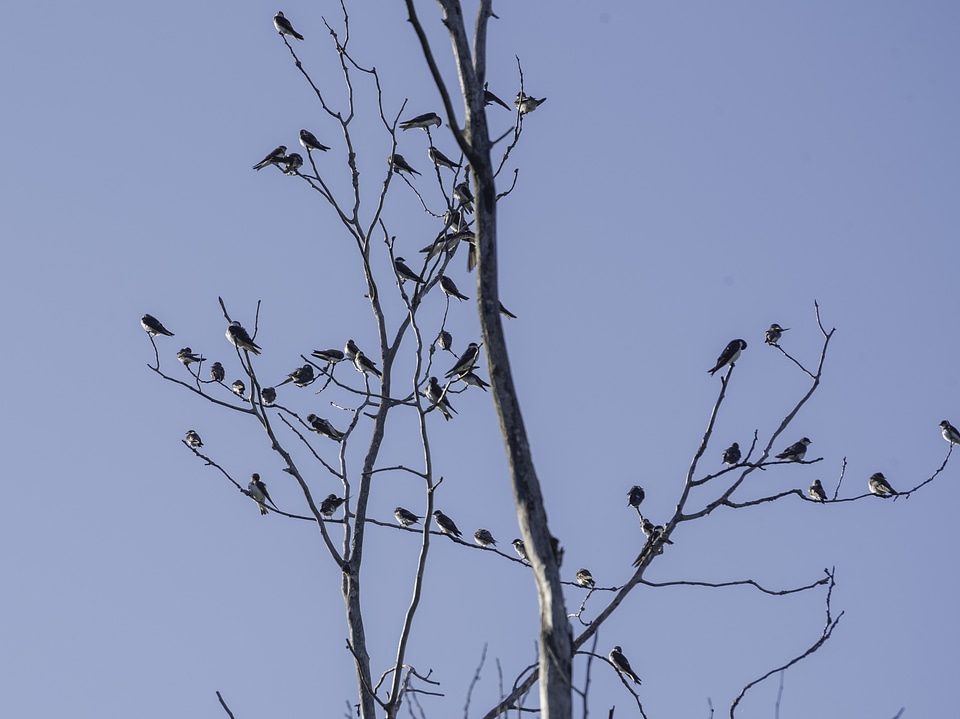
[
  {"xmin": 428, "ymin": 146, "xmax": 460, "ymax": 170},
  {"xmin": 283, "ymin": 152, "xmax": 303, "ymax": 175},
  {"xmin": 460, "ymin": 371, "xmax": 490, "ymax": 391},
  {"xmin": 141, "ymin": 314, "xmax": 174, "ymax": 337},
  {"xmin": 940, "ymin": 420, "xmax": 960, "ymax": 446},
  {"xmin": 176, "ymin": 347, "xmax": 205, "ymax": 366},
  {"xmin": 765, "ymin": 323, "xmax": 790, "ymax": 345},
  {"xmin": 226, "ymin": 321, "xmax": 262, "ymax": 355},
  {"xmin": 439, "ymin": 275, "xmax": 469, "ymax": 301},
  {"xmin": 400, "ymin": 112, "xmax": 441, "ymax": 130},
  {"xmin": 809, "ymin": 479, "xmax": 827, "ymax": 502},
  {"xmin": 299, "ymin": 129, "xmax": 330, "ymax": 152},
  {"xmin": 260, "ymin": 386, "xmax": 277, "ymax": 405},
  {"xmin": 437, "ymin": 330, "xmax": 454, "ymax": 354},
  {"xmin": 609, "ymin": 646, "xmax": 641, "ymax": 685},
  {"xmin": 776, "ymin": 437, "xmax": 811, "ymax": 462},
  {"xmin": 576, "ymin": 568, "xmax": 595, "ymax": 589},
  {"xmin": 274, "ymin": 11, "xmax": 303, "ymax": 40},
  {"xmin": 395, "ymin": 507, "xmax": 421, "ymax": 527},
  {"xmin": 210, "ymin": 361, "xmax": 225, "ymax": 382},
  {"xmin": 306, "ymin": 413, "xmax": 345, "ymax": 441},
  {"xmin": 454, "ymin": 181, "xmax": 474, "ymax": 212},
  {"xmin": 445, "ymin": 342, "xmax": 480, "ymax": 378},
  {"xmin": 344, "ymin": 339, "xmax": 361, "ymax": 361},
  {"xmin": 252, "ymin": 145, "xmax": 287, "ymax": 171},
  {"xmin": 248, "ymin": 473, "xmax": 274, "ymax": 515},
  {"xmin": 640, "ymin": 518, "xmax": 673, "ymax": 544},
  {"xmin": 474, "ymin": 528, "xmax": 497, "ymax": 547},
  {"xmin": 722, "ymin": 442, "xmax": 741, "ymax": 466},
  {"xmin": 484, "ymin": 84, "xmax": 511, "ymax": 110},
  {"xmin": 627, "ymin": 485, "xmax": 645, "ymax": 509},
  {"xmin": 516, "ymin": 92, "xmax": 547, "ymax": 114},
  {"xmin": 231, "ymin": 379, "xmax": 246, "ymax": 397},
  {"xmin": 185, "ymin": 430, "xmax": 203, "ymax": 449},
  {"xmin": 425, "ymin": 377, "xmax": 457, "ymax": 421},
  {"xmin": 311, "ymin": 348, "xmax": 345, "ymax": 364},
  {"xmin": 868, "ymin": 472, "xmax": 897, "ymax": 497},
  {"xmin": 277, "ymin": 364, "xmax": 314, "ymax": 388},
  {"xmin": 708, "ymin": 339, "xmax": 747, "ymax": 375},
  {"xmin": 320, "ymin": 494, "xmax": 345, "ymax": 517},
  {"xmin": 499, "ymin": 302, "xmax": 517, "ymax": 319},
  {"xmin": 389, "ymin": 154, "xmax": 420, "ymax": 176},
  {"xmin": 394, "ymin": 257, "xmax": 424, "ymax": 284},
  {"xmin": 353, "ymin": 350, "xmax": 382, "ymax": 379},
  {"xmin": 433, "ymin": 510, "xmax": 462, "ymax": 538},
  {"xmin": 512, "ymin": 539, "xmax": 528, "ymax": 561}
]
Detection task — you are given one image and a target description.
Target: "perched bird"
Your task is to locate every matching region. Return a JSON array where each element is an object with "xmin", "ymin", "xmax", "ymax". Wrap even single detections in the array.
[
  {"xmin": 454, "ymin": 181, "xmax": 474, "ymax": 212},
  {"xmin": 722, "ymin": 442, "xmax": 741, "ymax": 466},
  {"xmin": 141, "ymin": 314, "xmax": 174, "ymax": 337},
  {"xmin": 389, "ymin": 154, "xmax": 420, "ymax": 176},
  {"xmin": 210, "ymin": 361, "xmax": 225, "ymax": 382},
  {"xmin": 474, "ymin": 528, "xmax": 497, "ymax": 547},
  {"xmin": 311, "ymin": 348, "xmax": 345, "ymax": 364},
  {"xmin": 185, "ymin": 430, "xmax": 203, "ymax": 449},
  {"xmin": 512, "ymin": 539, "xmax": 528, "ymax": 561},
  {"xmin": 627, "ymin": 485, "xmax": 645, "ymax": 509},
  {"xmin": 400, "ymin": 112, "xmax": 441, "ymax": 130},
  {"xmin": 260, "ymin": 386, "xmax": 277, "ymax": 405},
  {"xmin": 809, "ymin": 479, "xmax": 827, "ymax": 502},
  {"xmin": 868, "ymin": 472, "xmax": 898, "ymax": 497},
  {"xmin": 609, "ymin": 646, "xmax": 642, "ymax": 685},
  {"xmin": 436, "ymin": 330, "xmax": 454, "ymax": 354},
  {"xmin": 576, "ymin": 568, "xmax": 596, "ymax": 589},
  {"xmin": 427, "ymin": 146, "xmax": 460, "ymax": 170},
  {"xmin": 516, "ymin": 92, "xmax": 547, "ymax": 114},
  {"xmin": 320, "ymin": 494, "xmax": 345, "ymax": 517},
  {"xmin": 640, "ymin": 518, "xmax": 673, "ymax": 544},
  {"xmin": 439, "ymin": 275, "xmax": 469, "ymax": 301},
  {"xmin": 442, "ymin": 208, "xmax": 464, "ymax": 232},
  {"xmin": 226, "ymin": 321, "xmax": 262, "ymax": 355},
  {"xmin": 299, "ymin": 129, "xmax": 330, "ymax": 152},
  {"xmin": 283, "ymin": 152, "xmax": 303, "ymax": 175},
  {"xmin": 940, "ymin": 420, "xmax": 960, "ymax": 446},
  {"xmin": 353, "ymin": 350, "xmax": 382, "ymax": 379},
  {"xmin": 776, "ymin": 437, "xmax": 811, "ymax": 462},
  {"xmin": 344, "ymin": 339, "xmax": 361, "ymax": 361},
  {"xmin": 394, "ymin": 257, "xmax": 424, "ymax": 284},
  {"xmin": 425, "ymin": 376, "xmax": 457, "ymax": 421},
  {"xmin": 252, "ymin": 145, "xmax": 287, "ymax": 171},
  {"xmin": 176, "ymin": 347, "xmax": 205, "ymax": 366},
  {"xmin": 394, "ymin": 507, "xmax": 421, "ymax": 527},
  {"xmin": 765, "ymin": 323, "xmax": 790, "ymax": 345},
  {"xmin": 484, "ymin": 84, "xmax": 511, "ymax": 110},
  {"xmin": 231, "ymin": 379, "xmax": 246, "ymax": 397},
  {"xmin": 274, "ymin": 11, "xmax": 304, "ymax": 40},
  {"xmin": 460, "ymin": 371, "xmax": 490, "ymax": 391},
  {"xmin": 278, "ymin": 364, "xmax": 314, "ymax": 388},
  {"xmin": 248, "ymin": 473, "xmax": 274, "ymax": 515},
  {"xmin": 433, "ymin": 510, "xmax": 462, "ymax": 538},
  {"xmin": 708, "ymin": 339, "xmax": 748, "ymax": 375},
  {"xmin": 306, "ymin": 413, "xmax": 345, "ymax": 441},
  {"xmin": 445, "ymin": 342, "xmax": 480, "ymax": 378}
]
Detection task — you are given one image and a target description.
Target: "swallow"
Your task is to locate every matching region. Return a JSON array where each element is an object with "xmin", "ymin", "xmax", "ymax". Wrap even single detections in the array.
[
  {"xmin": 576, "ymin": 568, "xmax": 595, "ymax": 589},
  {"xmin": 460, "ymin": 371, "xmax": 490, "ymax": 391},
  {"xmin": 609, "ymin": 646, "xmax": 641, "ymax": 685},
  {"xmin": 306, "ymin": 413, "xmax": 345, "ymax": 441},
  {"xmin": 484, "ymin": 84, "xmax": 511, "ymax": 110},
  {"xmin": 708, "ymin": 339, "xmax": 747, "ymax": 375},
  {"xmin": 283, "ymin": 152, "xmax": 303, "ymax": 175},
  {"xmin": 433, "ymin": 510, "xmax": 462, "ymax": 538},
  {"xmin": 353, "ymin": 350, "xmax": 382, "ymax": 379},
  {"xmin": 445, "ymin": 342, "xmax": 480, "ymax": 378},
  {"xmin": 389, "ymin": 154, "xmax": 420, "ymax": 176},
  {"xmin": 454, "ymin": 181, "xmax": 474, "ymax": 212},
  {"xmin": 226, "ymin": 321, "xmax": 262, "ymax": 355},
  {"xmin": 176, "ymin": 347, "xmax": 205, "ymax": 366},
  {"xmin": 868, "ymin": 472, "xmax": 898, "ymax": 497},
  {"xmin": 278, "ymin": 364, "xmax": 314, "ymax": 387},
  {"xmin": 185, "ymin": 430, "xmax": 203, "ymax": 449},
  {"xmin": 260, "ymin": 386, "xmax": 277, "ymax": 405},
  {"xmin": 474, "ymin": 528, "xmax": 497, "ymax": 547},
  {"xmin": 640, "ymin": 519, "xmax": 674, "ymax": 546},
  {"xmin": 765, "ymin": 323, "xmax": 790, "ymax": 345},
  {"xmin": 940, "ymin": 420, "xmax": 960, "ymax": 446},
  {"xmin": 425, "ymin": 376, "xmax": 457, "ymax": 420},
  {"xmin": 436, "ymin": 330, "xmax": 454, "ymax": 353},
  {"xmin": 421, "ymin": 230, "xmax": 470, "ymax": 259},
  {"xmin": 722, "ymin": 442, "xmax": 741, "ymax": 466},
  {"xmin": 141, "ymin": 314, "xmax": 174, "ymax": 337},
  {"xmin": 231, "ymin": 380, "xmax": 246, "ymax": 397},
  {"xmin": 439, "ymin": 275, "xmax": 469, "ymax": 301},
  {"xmin": 311, "ymin": 348, "xmax": 345, "ymax": 364},
  {"xmin": 427, "ymin": 146, "xmax": 460, "ymax": 170},
  {"xmin": 776, "ymin": 437, "xmax": 811, "ymax": 462},
  {"xmin": 320, "ymin": 493, "xmax": 345, "ymax": 517},
  {"xmin": 299, "ymin": 129, "xmax": 330, "ymax": 152},
  {"xmin": 516, "ymin": 92, "xmax": 547, "ymax": 114},
  {"xmin": 499, "ymin": 302, "xmax": 517, "ymax": 319},
  {"xmin": 394, "ymin": 257, "xmax": 424, "ymax": 284},
  {"xmin": 400, "ymin": 112, "xmax": 441, "ymax": 130},
  {"xmin": 248, "ymin": 473, "xmax": 274, "ymax": 515},
  {"xmin": 627, "ymin": 485, "xmax": 645, "ymax": 509},
  {"xmin": 394, "ymin": 507, "xmax": 421, "ymax": 527},
  {"xmin": 252, "ymin": 145, "xmax": 287, "ymax": 171},
  {"xmin": 442, "ymin": 208, "xmax": 464, "ymax": 232},
  {"xmin": 512, "ymin": 539, "xmax": 528, "ymax": 561},
  {"xmin": 344, "ymin": 339, "xmax": 361, "ymax": 361},
  {"xmin": 274, "ymin": 11, "xmax": 303, "ymax": 40},
  {"xmin": 210, "ymin": 361, "xmax": 225, "ymax": 382},
  {"xmin": 809, "ymin": 479, "xmax": 827, "ymax": 502}
]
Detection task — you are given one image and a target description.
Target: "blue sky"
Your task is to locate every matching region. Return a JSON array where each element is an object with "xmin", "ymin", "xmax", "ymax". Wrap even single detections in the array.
[{"xmin": 2, "ymin": 1, "xmax": 958, "ymax": 716}]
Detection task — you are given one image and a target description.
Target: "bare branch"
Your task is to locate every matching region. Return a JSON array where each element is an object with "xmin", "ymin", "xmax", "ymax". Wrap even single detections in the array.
[{"xmin": 215, "ymin": 691, "xmax": 236, "ymax": 719}]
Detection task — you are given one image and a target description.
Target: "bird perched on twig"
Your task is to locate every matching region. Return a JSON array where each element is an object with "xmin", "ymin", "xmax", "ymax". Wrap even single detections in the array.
[
  {"xmin": 809, "ymin": 479, "xmax": 827, "ymax": 502},
  {"xmin": 394, "ymin": 507, "xmax": 421, "ymax": 527},
  {"xmin": 474, "ymin": 529, "xmax": 497, "ymax": 547},
  {"xmin": 389, "ymin": 154, "xmax": 420, "ymax": 176},
  {"xmin": 627, "ymin": 486, "xmax": 645, "ymax": 510},
  {"xmin": 353, "ymin": 350, "xmax": 382, "ymax": 379},
  {"xmin": 274, "ymin": 11, "xmax": 303, "ymax": 40},
  {"xmin": 722, "ymin": 442, "xmax": 741, "ymax": 466},
  {"xmin": 320, "ymin": 494, "xmax": 345, "ymax": 517},
  {"xmin": 608, "ymin": 646, "xmax": 642, "ymax": 685},
  {"xmin": 283, "ymin": 153, "xmax": 303, "ymax": 175},
  {"xmin": 868, "ymin": 472, "xmax": 897, "ymax": 497},
  {"xmin": 299, "ymin": 129, "xmax": 329, "ymax": 152},
  {"xmin": 394, "ymin": 257, "xmax": 424, "ymax": 284},
  {"xmin": 516, "ymin": 92, "xmax": 547, "ymax": 114},
  {"xmin": 306, "ymin": 413, "xmax": 345, "ymax": 442},
  {"xmin": 231, "ymin": 380, "xmax": 246, "ymax": 397},
  {"xmin": 433, "ymin": 510, "xmax": 462, "ymax": 538},
  {"xmin": 425, "ymin": 377, "xmax": 457, "ymax": 421},
  {"xmin": 260, "ymin": 386, "xmax": 277, "ymax": 405},
  {"xmin": 141, "ymin": 314, "xmax": 174, "ymax": 337},
  {"xmin": 210, "ymin": 361, "xmax": 225, "ymax": 382},
  {"xmin": 252, "ymin": 145, "xmax": 287, "ymax": 171},
  {"xmin": 247, "ymin": 473, "xmax": 274, "ymax": 515},
  {"xmin": 776, "ymin": 438, "xmax": 811, "ymax": 462},
  {"xmin": 177, "ymin": 348, "xmax": 205, "ymax": 366},
  {"xmin": 440, "ymin": 275, "xmax": 469, "ymax": 301},
  {"xmin": 940, "ymin": 420, "xmax": 960, "ymax": 446},
  {"xmin": 226, "ymin": 321, "xmax": 262, "ymax": 355},
  {"xmin": 446, "ymin": 342, "xmax": 480, "ymax": 378},
  {"xmin": 765, "ymin": 323, "xmax": 790, "ymax": 345},
  {"xmin": 400, "ymin": 112, "xmax": 442, "ymax": 130},
  {"xmin": 277, "ymin": 364, "xmax": 314, "ymax": 388},
  {"xmin": 708, "ymin": 339, "xmax": 747, "ymax": 375},
  {"xmin": 311, "ymin": 348, "xmax": 345, "ymax": 365},
  {"xmin": 512, "ymin": 539, "xmax": 528, "ymax": 561},
  {"xmin": 428, "ymin": 146, "xmax": 460, "ymax": 170},
  {"xmin": 185, "ymin": 430, "xmax": 203, "ymax": 449},
  {"xmin": 576, "ymin": 568, "xmax": 595, "ymax": 589}
]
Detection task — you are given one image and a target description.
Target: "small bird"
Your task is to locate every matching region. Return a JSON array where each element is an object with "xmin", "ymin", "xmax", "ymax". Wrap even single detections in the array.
[
  {"xmin": 353, "ymin": 350, "xmax": 382, "ymax": 379},
  {"xmin": 940, "ymin": 420, "xmax": 960, "ymax": 446},
  {"xmin": 306, "ymin": 413, "xmax": 345, "ymax": 441},
  {"xmin": 428, "ymin": 146, "xmax": 460, "ymax": 170},
  {"xmin": 640, "ymin": 518, "xmax": 674, "ymax": 544},
  {"xmin": 283, "ymin": 152, "xmax": 303, "ymax": 175},
  {"xmin": 439, "ymin": 275, "xmax": 469, "ymax": 301},
  {"xmin": 400, "ymin": 112, "xmax": 441, "ymax": 130},
  {"xmin": 609, "ymin": 646, "xmax": 641, "ymax": 685},
  {"xmin": 248, "ymin": 473, "xmax": 274, "ymax": 515},
  {"xmin": 576, "ymin": 568, "xmax": 595, "ymax": 589},
  {"xmin": 185, "ymin": 430, "xmax": 203, "ymax": 449},
  {"xmin": 320, "ymin": 494, "xmax": 345, "ymax": 517},
  {"xmin": 460, "ymin": 371, "xmax": 490, "ymax": 391},
  {"xmin": 765, "ymin": 323, "xmax": 790, "ymax": 345},
  {"xmin": 425, "ymin": 376, "xmax": 457, "ymax": 421},
  {"xmin": 722, "ymin": 442, "xmax": 741, "ymax": 466},
  {"xmin": 141, "ymin": 314, "xmax": 174, "ymax": 337},
  {"xmin": 389, "ymin": 154, "xmax": 420, "ymax": 176},
  {"xmin": 394, "ymin": 507, "xmax": 421, "ymax": 527},
  {"xmin": 776, "ymin": 437, "xmax": 811, "ymax": 462},
  {"xmin": 474, "ymin": 528, "xmax": 497, "ymax": 547},
  {"xmin": 868, "ymin": 472, "xmax": 898, "ymax": 497},
  {"xmin": 299, "ymin": 129, "xmax": 330, "ymax": 152},
  {"xmin": 311, "ymin": 348, "xmax": 345, "ymax": 364},
  {"xmin": 394, "ymin": 257, "xmax": 424, "ymax": 284},
  {"xmin": 177, "ymin": 347, "xmax": 205, "ymax": 366},
  {"xmin": 226, "ymin": 321, "xmax": 262, "ymax": 355},
  {"xmin": 210, "ymin": 361, "xmax": 225, "ymax": 382},
  {"xmin": 260, "ymin": 386, "xmax": 277, "ymax": 405},
  {"xmin": 484, "ymin": 84, "xmax": 511, "ymax": 110},
  {"xmin": 446, "ymin": 342, "xmax": 480, "ymax": 378},
  {"xmin": 252, "ymin": 145, "xmax": 287, "ymax": 171},
  {"xmin": 278, "ymin": 364, "xmax": 314, "ymax": 388},
  {"xmin": 708, "ymin": 339, "xmax": 748, "ymax": 375},
  {"xmin": 436, "ymin": 330, "xmax": 454, "ymax": 353},
  {"xmin": 344, "ymin": 339, "xmax": 361, "ymax": 361},
  {"xmin": 433, "ymin": 510, "xmax": 462, "ymax": 538},
  {"xmin": 809, "ymin": 479, "xmax": 827, "ymax": 502},
  {"xmin": 516, "ymin": 92, "xmax": 547, "ymax": 114},
  {"xmin": 274, "ymin": 11, "xmax": 304, "ymax": 40},
  {"xmin": 627, "ymin": 485, "xmax": 645, "ymax": 509},
  {"xmin": 454, "ymin": 181, "xmax": 474, "ymax": 212},
  {"xmin": 512, "ymin": 539, "xmax": 528, "ymax": 561},
  {"xmin": 231, "ymin": 379, "xmax": 246, "ymax": 397}
]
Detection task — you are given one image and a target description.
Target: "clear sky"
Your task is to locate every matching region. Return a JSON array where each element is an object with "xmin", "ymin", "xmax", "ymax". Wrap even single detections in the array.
[{"xmin": 2, "ymin": 1, "xmax": 958, "ymax": 717}]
